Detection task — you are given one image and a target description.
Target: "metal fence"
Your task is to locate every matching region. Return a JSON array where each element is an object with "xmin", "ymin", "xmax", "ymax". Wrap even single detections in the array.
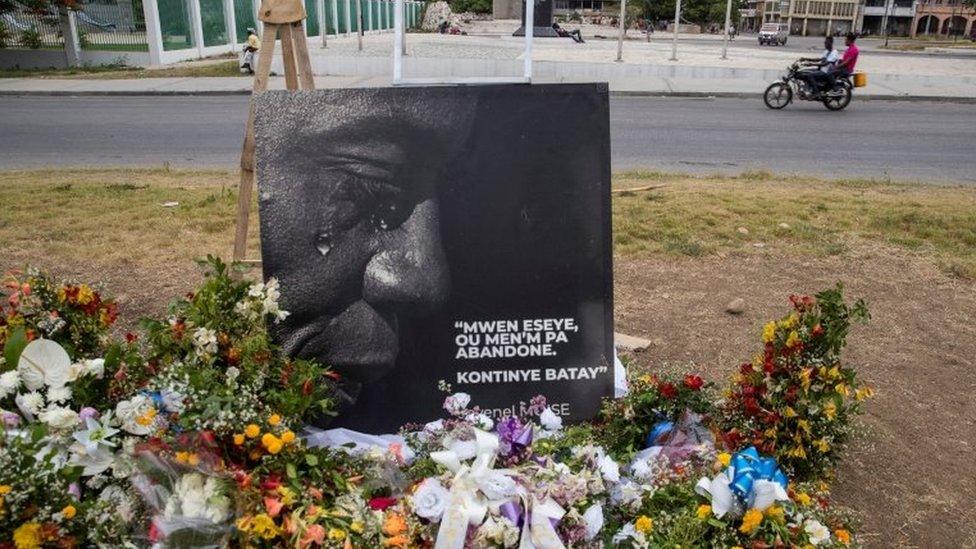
[
  {"xmin": 76, "ymin": 0, "xmax": 149, "ymax": 51},
  {"xmin": 1, "ymin": 7, "xmax": 64, "ymax": 48}
]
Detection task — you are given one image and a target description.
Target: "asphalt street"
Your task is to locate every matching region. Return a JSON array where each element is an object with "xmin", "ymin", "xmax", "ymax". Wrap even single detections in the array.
[{"xmin": 0, "ymin": 95, "xmax": 973, "ymax": 183}]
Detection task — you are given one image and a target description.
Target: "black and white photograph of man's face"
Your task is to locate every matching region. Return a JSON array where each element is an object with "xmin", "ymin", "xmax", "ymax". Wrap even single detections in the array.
[{"xmin": 256, "ymin": 101, "xmax": 467, "ymax": 386}]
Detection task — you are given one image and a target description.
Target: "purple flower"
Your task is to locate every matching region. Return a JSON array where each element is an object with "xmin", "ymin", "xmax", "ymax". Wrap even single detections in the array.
[
  {"xmin": 68, "ymin": 482, "xmax": 82, "ymax": 500},
  {"xmin": 79, "ymin": 407, "xmax": 100, "ymax": 422},
  {"xmin": 496, "ymin": 416, "xmax": 533, "ymax": 456},
  {"xmin": 1, "ymin": 411, "xmax": 21, "ymax": 428}
]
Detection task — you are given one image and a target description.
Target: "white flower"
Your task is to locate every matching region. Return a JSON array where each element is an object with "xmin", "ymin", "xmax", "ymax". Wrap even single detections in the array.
[
  {"xmin": 612, "ymin": 522, "xmax": 647, "ymax": 547},
  {"xmin": 466, "ymin": 412, "xmax": 494, "ymax": 431},
  {"xmin": 539, "ymin": 407, "xmax": 563, "ymax": 431},
  {"xmin": 47, "ymin": 385, "xmax": 72, "ymax": 403},
  {"xmin": 582, "ymin": 503, "xmax": 604, "ymax": 540},
  {"xmin": 477, "ymin": 471, "xmax": 518, "ymax": 501},
  {"xmin": 73, "ymin": 415, "xmax": 120, "ymax": 454},
  {"xmin": 411, "ymin": 478, "xmax": 450, "ymax": 521},
  {"xmin": 18, "ymin": 339, "xmax": 72, "ymax": 390},
  {"xmin": 81, "ymin": 358, "xmax": 105, "ymax": 379},
  {"xmin": 192, "ymin": 327, "xmax": 218, "ymax": 357},
  {"xmin": 115, "ymin": 395, "xmax": 156, "ymax": 435},
  {"xmin": 15, "ymin": 391, "xmax": 45, "ymax": 420},
  {"xmin": 225, "ymin": 367, "xmax": 240, "ymax": 382},
  {"xmin": 68, "ymin": 443, "xmax": 116, "ymax": 476},
  {"xmin": 38, "ymin": 405, "xmax": 80, "ymax": 430},
  {"xmin": 804, "ymin": 519, "xmax": 831, "ymax": 546},
  {"xmin": 165, "ymin": 473, "xmax": 231, "ymax": 524},
  {"xmin": 0, "ymin": 370, "xmax": 20, "ymax": 398},
  {"xmin": 475, "ymin": 516, "xmax": 520, "ymax": 547},
  {"xmin": 443, "ymin": 392, "xmax": 471, "ymax": 414},
  {"xmin": 424, "ymin": 419, "xmax": 445, "ymax": 432},
  {"xmin": 599, "ymin": 454, "xmax": 620, "ymax": 483}
]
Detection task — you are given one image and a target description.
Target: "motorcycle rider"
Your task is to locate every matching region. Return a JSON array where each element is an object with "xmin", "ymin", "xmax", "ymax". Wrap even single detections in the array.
[{"xmin": 797, "ymin": 36, "xmax": 839, "ymax": 96}]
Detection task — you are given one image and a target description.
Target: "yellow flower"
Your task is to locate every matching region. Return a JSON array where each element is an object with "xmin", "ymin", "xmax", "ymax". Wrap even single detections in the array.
[
  {"xmin": 784, "ymin": 406, "xmax": 797, "ymax": 418},
  {"xmin": 835, "ymin": 383, "xmax": 849, "ymax": 397},
  {"xmin": 827, "ymin": 366, "xmax": 840, "ymax": 379},
  {"xmin": 787, "ymin": 445, "xmax": 807, "ymax": 459},
  {"xmin": 175, "ymin": 451, "xmax": 189, "ymax": 464},
  {"xmin": 786, "ymin": 330, "xmax": 801, "ymax": 348},
  {"xmin": 249, "ymin": 513, "xmax": 279, "ymax": 540},
  {"xmin": 13, "ymin": 522, "xmax": 42, "ymax": 549},
  {"xmin": 797, "ymin": 419, "xmax": 811, "ymax": 434},
  {"xmin": 634, "ymin": 515, "xmax": 653, "ymax": 534},
  {"xmin": 350, "ymin": 521, "xmax": 364, "ymax": 534},
  {"xmin": 799, "ymin": 368, "xmax": 812, "ymax": 391},
  {"xmin": 277, "ymin": 486, "xmax": 296, "ymax": 505},
  {"xmin": 328, "ymin": 528, "xmax": 346, "ymax": 541},
  {"xmin": 739, "ymin": 508, "xmax": 763, "ymax": 535},
  {"xmin": 696, "ymin": 504, "xmax": 712, "ymax": 520},
  {"xmin": 76, "ymin": 284, "xmax": 95, "ymax": 305},
  {"xmin": 135, "ymin": 407, "xmax": 157, "ymax": 427},
  {"xmin": 0, "ymin": 485, "xmax": 11, "ymax": 494},
  {"xmin": 233, "ymin": 434, "xmax": 245, "ymax": 446},
  {"xmin": 716, "ymin": 452, "xmax": 731, "ymax": 467},
  {"xmin": 855, "ymin": 387, "xmax": 874, "ymax": 401},
  {"xmin": 268, "ymin": 413, "xmax": 282, "ymax": 426},
  {"xmin": 61, "ymin": 504, "xmax": 77, "ymax": 519},
  {"xmin": 778, "ymin": 313, "xmax": 798, "ymax": 330},
  {"xmin": 762, "ymin": 322, "xmax": 777, "ymax": 343},
  {"xmin": 814, "ymin": 438, "xmax": 831, "ymax": 453},
  {"xmin": 245, "ymin": 424, "xmax": 261, "ymax": 438},
  {"xmin": 796, "ymin": 492, "xmax": 812, "ymax": 506},
  {"xmin": 823, "ymin": 401, "xmax": 837, "ymax": 421},
  {"xmin": 835, "ymin": 528, "xmax": 852, "ymax": 545},
  {"xmin": 764, "ymin": 505, "xmax": 784, "ymax": 523},
  {"xmin": 281, "ymin": 430, "xmax": 296, "ymax": 444}
]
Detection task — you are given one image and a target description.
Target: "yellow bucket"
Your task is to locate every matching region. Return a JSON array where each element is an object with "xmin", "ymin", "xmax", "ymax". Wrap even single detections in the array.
[{"xmin": 853, "ymin": 72, "xmax": 867, "ymax": 88}]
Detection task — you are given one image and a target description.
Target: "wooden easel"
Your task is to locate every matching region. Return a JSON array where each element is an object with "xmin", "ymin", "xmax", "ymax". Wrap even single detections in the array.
[{"xmin": 232, "ymin": 0, "xmax": 315, "ymax": 266}]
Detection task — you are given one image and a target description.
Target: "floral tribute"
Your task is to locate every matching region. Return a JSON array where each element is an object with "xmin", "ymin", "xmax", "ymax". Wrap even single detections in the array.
[{"xmin": 0, "ymin": 259, "xmax": 871, "ymax": 548}]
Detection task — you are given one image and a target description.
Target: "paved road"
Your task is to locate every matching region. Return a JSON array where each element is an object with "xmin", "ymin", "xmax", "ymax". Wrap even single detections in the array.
[{"xmin": 0, "ymin": 95, "xmax": 973, "ymax": 183}]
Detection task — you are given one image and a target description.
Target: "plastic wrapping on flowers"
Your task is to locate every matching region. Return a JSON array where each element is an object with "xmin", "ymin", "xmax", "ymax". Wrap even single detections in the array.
[{"xmin": 0, "ymin": 259, "xmax": 871, "ymax": 548}]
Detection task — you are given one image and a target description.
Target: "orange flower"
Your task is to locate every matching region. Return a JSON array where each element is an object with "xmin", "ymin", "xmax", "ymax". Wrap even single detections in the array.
[
  {"xmin": 383, "ymin": 513, "xmax": 408, "ymax": 537},
  {"xmin": 835, "ymin": 529, "xmax": 852, "ymax": 545},
  {"xmin": 264, "ymin": 497, "xmax": 284, "ymax": 518},
  {"xmin": 383, "ymin": 535, "xmax": 409, "ymax": 548},
  {"xmin": 299, "ymin": 524, "xmax": 325, "ymax": 548}
]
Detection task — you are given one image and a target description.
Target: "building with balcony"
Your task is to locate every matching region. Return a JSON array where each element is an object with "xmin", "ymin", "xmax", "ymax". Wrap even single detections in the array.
[
  {"xmin": 858, "ymin": 0, "xmax": 915, "ymax": 36},
  {"xmin": 911, "ymin": 0, "xmax": 975, "ymax": 37},
  {"xmin": 739, "ymin": 0, "xmax": 760, "ymax": 31},
  {"xmin": 785, "ymin": 0, "xmax": 859, "ymax": 35}
]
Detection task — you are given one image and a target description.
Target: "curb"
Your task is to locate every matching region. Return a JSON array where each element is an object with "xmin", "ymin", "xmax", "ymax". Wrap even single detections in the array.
[{"xmin": 2, "ymin": 88, "xmax": 975, "ymax": 103}]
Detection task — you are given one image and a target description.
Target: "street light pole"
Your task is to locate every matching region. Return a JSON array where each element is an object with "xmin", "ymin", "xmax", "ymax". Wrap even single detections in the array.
[
  {"xmin": 670, "ymin": 0, "xmax": 681, "ymax": 60},
  {"xmin": 721, "ymin": 0, "xmax": 733, "ymax": 58},
  {"xmin": 616, "ymin": 0, "xmax": 627, "ymax": 61},
  {"xmin": 881, "ymin": 0, "xmax": 891, "ymax": 47}
]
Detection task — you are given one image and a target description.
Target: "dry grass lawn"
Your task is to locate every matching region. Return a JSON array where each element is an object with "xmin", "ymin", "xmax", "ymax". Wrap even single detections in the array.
[{"xmin": 2, "ymin": 168, "xmax": 975, "ymax": 546}]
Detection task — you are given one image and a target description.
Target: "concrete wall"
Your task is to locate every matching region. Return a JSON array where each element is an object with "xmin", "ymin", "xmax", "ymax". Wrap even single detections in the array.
[{"xmin": 0, "ymin": 48, "xmax": 152, "ymax": 70}]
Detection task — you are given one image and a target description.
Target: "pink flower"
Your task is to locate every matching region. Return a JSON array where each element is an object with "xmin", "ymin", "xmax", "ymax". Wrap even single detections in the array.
[
  {"xmin": 300, "ymin": 524, "xmax": 326, "ymax": 548},
  {"xmin": 264, "ymin": 497, "xmax": 284, "ymax": 517}
]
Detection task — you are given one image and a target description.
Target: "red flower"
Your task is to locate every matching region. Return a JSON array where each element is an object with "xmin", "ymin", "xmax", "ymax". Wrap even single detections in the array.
[
  {"xmin": 683, "ymin": 374, "xmax": 704, "ymax": 391},
  {"xmin": 743, "ymin": 397, "xmax": 761, "ymax": 417},
  {"xmin": 812, "ymin": 324, "xmax": 824, "ymax": 337},
  {"xmin": 658, "ymin": 382, "xmax": 678, "ymax": 399},
  {"xmin": 301, "ymin": 378, "xmax": 313, "ymax": 396},
  {"xmin": 368, "ymin": 496, "xmax": 398, "ymax": 511},
  {"xmin": 125, "ymin": 332, "xmax": 138, "ymax": 343},
  {"xmin": 739, "ymin": 363, "xmax": 754, "ymax": 376},
  {"xmin": 260, "ymin": 474, "xmax": 283, "ymax": 492}
]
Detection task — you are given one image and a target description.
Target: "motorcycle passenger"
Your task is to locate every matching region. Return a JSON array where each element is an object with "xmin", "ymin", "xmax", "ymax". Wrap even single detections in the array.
[
  {"xmin": 797, "ymin": 36, "xmax": 839, "ymax": 95},
  {"xmin": 833, "ymin": 32, "xmax": 859, "ymax": 80}
]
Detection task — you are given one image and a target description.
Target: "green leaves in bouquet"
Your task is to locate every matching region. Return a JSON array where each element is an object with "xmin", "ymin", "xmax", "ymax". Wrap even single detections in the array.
[{"xmin": 2, "ymin": 326, "xmax": 27, "ymax": 371}]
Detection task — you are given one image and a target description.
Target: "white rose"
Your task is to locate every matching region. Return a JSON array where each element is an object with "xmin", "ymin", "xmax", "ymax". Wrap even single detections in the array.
[
  {"xmin": 582, "ymin": 503, "xmax": 605, "ymax": 540},
  {"xmin": 0, "ymin": 370, "xmax": 20, "ymax": 397},
  {"xmin": 39, "ymin": 405, "xmax": 80, "ymax": 430},
  {"xmin": 115, "ymin": 395, "xmax": 155, "ymax": 435},
  {"xmin": 539, "ymin": 407, "xmax": 563, "ymax": 431},
  {"xmin": 804, "ymin": 519, "xmax": 831, "ymax": 546},
  {"xmin": 477, "ymin": 471, "xmax": 518, "ymax": 500},
  {"xmin": 411, "ymin": 478, "xmax": 450, "ymax": 521}
]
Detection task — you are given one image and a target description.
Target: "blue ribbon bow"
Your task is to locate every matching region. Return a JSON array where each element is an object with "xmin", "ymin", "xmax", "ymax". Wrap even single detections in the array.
[
  {"xmin": 645, "ymin": 419, "xmax": 675, "ymax": 447},
  {"xmin": 728, "ymin": 446, "xmax": 789, "ymax": 500}
]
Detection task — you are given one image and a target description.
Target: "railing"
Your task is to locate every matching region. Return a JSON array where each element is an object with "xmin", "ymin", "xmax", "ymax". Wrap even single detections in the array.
[
  {"xmin": 0, "ymin": 7, "xmax": 64, "ymax": 48},
  {"xmin": 76, "ymin": 0, "xmax": 150, "ymax": 51}
]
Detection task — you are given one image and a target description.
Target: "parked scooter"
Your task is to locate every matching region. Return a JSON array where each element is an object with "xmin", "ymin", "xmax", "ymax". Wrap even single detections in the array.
[{"xmin": 763, "ymin": 61, "xmax": 864, "ymax": 111}]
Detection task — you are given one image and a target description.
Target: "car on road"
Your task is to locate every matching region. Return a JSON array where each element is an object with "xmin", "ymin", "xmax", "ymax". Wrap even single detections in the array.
[{"xmin": 758, "ymin": 23, "xmax": 788, "ymax": 45}]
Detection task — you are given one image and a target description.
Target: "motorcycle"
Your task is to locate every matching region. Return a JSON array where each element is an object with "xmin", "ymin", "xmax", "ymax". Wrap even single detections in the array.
[{"xmin": 763, "ymin": 62, "xmax": 854, "ymax": 111}]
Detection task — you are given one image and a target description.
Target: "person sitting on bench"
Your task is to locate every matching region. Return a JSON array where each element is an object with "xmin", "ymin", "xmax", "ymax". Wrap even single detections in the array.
[{"xmin": 552, "ymin": 22, "xmax": 585, "ymax": 43}]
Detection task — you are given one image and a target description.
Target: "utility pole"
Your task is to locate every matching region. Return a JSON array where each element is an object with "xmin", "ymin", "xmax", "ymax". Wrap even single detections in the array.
[
  {"xmin": 616, "ymin": 0, "xmax": 627, "ymax": 61},
  {"xmin": 721, "ymin": 0, "xmax": 733, "ymax": 58},
  {"xmin": 356, "ymin": 0, "xmax": 363, "ymax": 50},
  {"xmin": 670, "ymin": 0, "xmax": 681, "ymax": 60}
]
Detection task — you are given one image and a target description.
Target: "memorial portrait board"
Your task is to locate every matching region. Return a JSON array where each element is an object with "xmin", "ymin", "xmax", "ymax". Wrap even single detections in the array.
[{"xmin": 254, "ymin": 84, "xmax": 613, "ymax": 433}]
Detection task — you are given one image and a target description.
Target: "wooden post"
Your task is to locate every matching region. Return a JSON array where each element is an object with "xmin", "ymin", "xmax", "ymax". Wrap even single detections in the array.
[{"xmin": 233, "ymin": 0, "xmax": 315, "ymax": 267}]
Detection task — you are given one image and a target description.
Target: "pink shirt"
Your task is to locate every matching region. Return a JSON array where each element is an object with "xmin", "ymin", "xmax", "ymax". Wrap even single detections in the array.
[{"xmin": 840, "ymin": 43, "xmax": 859, "ymax": 72}]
